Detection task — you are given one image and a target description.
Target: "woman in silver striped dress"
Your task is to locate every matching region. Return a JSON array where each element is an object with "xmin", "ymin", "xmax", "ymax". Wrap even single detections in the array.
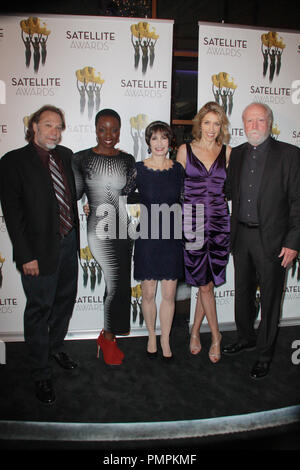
[{"xmin": 72, "ymin": 109, "xmax": 136, "ymax": 365}]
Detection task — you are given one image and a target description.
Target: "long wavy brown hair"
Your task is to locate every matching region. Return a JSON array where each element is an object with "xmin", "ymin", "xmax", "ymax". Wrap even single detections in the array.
[
  {"xmin": 25, "ymin": 105, "xmax": 66, "ymax": 142},
  {"xmin": 192, "ymin": 101, "xmax": 230, "ymax": 145}
]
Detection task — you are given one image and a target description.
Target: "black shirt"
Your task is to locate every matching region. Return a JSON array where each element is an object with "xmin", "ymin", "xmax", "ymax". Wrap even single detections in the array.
[{"xmin": 238, "ymin": 136, "xmax": 271, "ymax": 224}]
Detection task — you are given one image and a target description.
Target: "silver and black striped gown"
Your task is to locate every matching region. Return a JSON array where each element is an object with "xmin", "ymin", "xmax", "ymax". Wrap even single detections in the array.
[{"xmin": 72, "ymin": 148, "xmax": 136, "ymax": 335}]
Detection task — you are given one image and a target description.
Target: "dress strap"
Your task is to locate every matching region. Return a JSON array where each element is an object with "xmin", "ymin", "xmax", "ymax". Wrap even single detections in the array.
[
  {"xmin": 185, "ymin": 142, "xmax": 193, "ymax": 167},
  {"xmin": 219, "ymin": 144, "xmax": 227, "ymax": 164}
]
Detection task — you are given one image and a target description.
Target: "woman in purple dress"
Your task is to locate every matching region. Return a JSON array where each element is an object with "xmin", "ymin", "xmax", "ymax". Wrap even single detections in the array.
[{"xmin": 177, "ymin": 102, "xmax": 231, "ymax": 363}]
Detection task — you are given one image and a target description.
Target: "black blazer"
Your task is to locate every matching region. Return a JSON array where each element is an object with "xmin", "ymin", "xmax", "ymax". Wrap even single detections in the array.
[
  {"xmin": 226, "ymin": 137, "xmax": 300, "ymax": 260},
  {"xmin": 0, "ymin": 142, "xmax": 79, "ymax": 274}
]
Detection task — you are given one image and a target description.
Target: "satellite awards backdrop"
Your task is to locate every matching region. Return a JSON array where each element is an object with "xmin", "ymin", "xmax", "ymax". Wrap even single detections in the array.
[
  {"xmin": 0, "ymin": 14, "xmax": 173, "ymax": 339},
  {"xmin": 0, "ymin": 16, "xmax": 299, "ymax": 341}
]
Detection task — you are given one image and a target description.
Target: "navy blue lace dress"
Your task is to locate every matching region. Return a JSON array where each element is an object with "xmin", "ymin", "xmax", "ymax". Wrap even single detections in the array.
[{"xmin": 133, "ymin": 161, "xmax": 184, "ymax": 281}]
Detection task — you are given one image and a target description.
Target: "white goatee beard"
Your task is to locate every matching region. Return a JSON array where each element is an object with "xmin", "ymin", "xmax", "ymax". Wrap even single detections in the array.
[
  {"xmin": 46, "ymin": 143, "xmax": 57, "ymax": 150},
  {"xmin": 247, "ymin": 131, "xmax": 269, "ymax": 146}
]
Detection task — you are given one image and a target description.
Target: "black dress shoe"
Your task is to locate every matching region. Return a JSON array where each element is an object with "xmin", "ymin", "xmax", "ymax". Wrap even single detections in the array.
[
  {"xmin": 35, "ymin": 379, "xmax": 56, "ymax": 405},
  {"xmin": 250, "ymin": 361, "xmax": 270, "ymax": 379},
  {"xmin": 51, "ymin": 352, "xmax": 78, "ymax": 369},
  {"xmin": 222, "ymin": 341, "xmax": 256, "ymax": 355}
]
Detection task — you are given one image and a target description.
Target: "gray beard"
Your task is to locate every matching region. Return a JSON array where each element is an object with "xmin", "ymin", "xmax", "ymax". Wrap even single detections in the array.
[
  {"xmin": 46, "ymin": 143, "xmax": 57, "ymax": 150},
  {"xmin": 247, "ymin": 132, "xmax": 269, "ymax": 147}
]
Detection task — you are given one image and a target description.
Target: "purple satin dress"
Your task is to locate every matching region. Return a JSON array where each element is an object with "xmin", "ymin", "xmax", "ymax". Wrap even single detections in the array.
[{"xmin": 183, "ymin": 143, "xmax": 230, "ymax": 287}]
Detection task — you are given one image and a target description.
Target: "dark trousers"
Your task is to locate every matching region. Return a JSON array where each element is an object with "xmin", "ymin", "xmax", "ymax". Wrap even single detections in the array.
[
  {"xmin": 233, "ymin": 224, "xmax": 286, "ymax": 362},
  {"xmin": 21, "ymin": 229, "xmax": 78, "ymax": 381}
]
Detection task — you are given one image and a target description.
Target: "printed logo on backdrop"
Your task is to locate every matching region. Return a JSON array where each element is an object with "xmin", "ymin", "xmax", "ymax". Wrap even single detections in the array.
[
  {"xmin": 250, "ymin": 32, "xmax": 290, "ymax": 105},
  {"xmin": 66, "ymin": 29, "xmax": 115, "ymax": 50},
  {"xmin": 0, "ymin": 250, "xmax": 18, "ymax": 315},
  {"xmin": 130, "ymin": 114, "xmax": 149, "ymax": 161},
  {"xmin": 23, "ymin": 115, "xmax": 30, "ymax": 137},
  {"xmin": 292, "ymin": 128, "xmax": 300, "ymax": 147},
  {"xmin": 0, "ymin": 27, "xmax": 5, "ymax": 102},
  {"xmin": 11, "ymin": 17, "xmax": 59, "ymax": 97},
  {"xmin": 0, "ymin": 214, "xmax": 7, "ymax": 236},
  {"xmin": 76, "ymin": 246, "xmax": 103, "ymax": 314},
  {"xmin": 20, "ymin": 17, "xmax": 51, "ymax": 73},
  {"xmin": 76, "ymin": 67, "xmax": 105, "ymax": 120},
  {"xmin": 271, "ymin": 124, "xmax": 280, "ymax": 140},
  {"xmin": 0, "ymin": 80, "xmax": 6, "ymax": 104},
  {"xmin": 121, "ymin": 23, "xmax": 168, "ymax": 98},
  {"xmin": 0, "ymin": 122, "xmax": 7, "ymax": 142},
  {"xmin": 261, "ymin": 32, "xmax": 285, "ymax": 82},
  {"xmin": 213, "ymin": 285, "xmax": 260, "ymax": 316},
  {"xmin": 202, "ymin": 35, "xmax": 248, "ymax": 57},
  {"xmin": 292, "ymin": 80, "xmax": 300, "ymax": 105},
  {"xmin": 130, "ymin": 22, "xmax": 159, "ymax": 74},
  {"xmin": 212, "ymin": 72, "xmax": 237, "ymax": 116},
  {"xmin": 80, "ymin": 246, "xmax": 102, "ymax": 291},
  {"xmin": 213, "ymin": 287, "xmax": 234, "ymax": 307},
  {"xmin": 131, "ymin": 284, "xmax": 143, "ymax": 327},
  {"xmin": 0, "ymin": 252, "xmax": 5, "ymax": 288},
  {"xmin": 284, "ymin": 282, "xmax": 300, "ymax": 301}
]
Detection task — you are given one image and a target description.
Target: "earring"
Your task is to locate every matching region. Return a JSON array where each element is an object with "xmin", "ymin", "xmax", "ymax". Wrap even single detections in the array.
[{"xmin": 147, "ymin": 147, "xmax": 151, "ymax": 154}]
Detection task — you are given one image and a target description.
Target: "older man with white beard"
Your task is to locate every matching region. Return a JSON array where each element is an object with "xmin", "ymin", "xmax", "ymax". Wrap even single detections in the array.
[{"xmin": 222, "ymin": 102, "xmax": 300, "ymax": 379}]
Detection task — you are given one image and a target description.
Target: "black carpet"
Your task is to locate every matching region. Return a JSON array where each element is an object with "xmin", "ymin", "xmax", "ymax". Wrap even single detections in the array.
[{"xmin": 0, "ymin": 313, "xmax": 300, "ymax": 455}]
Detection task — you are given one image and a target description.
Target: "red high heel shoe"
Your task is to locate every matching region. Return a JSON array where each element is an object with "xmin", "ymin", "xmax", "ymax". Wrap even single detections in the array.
[{"xmin": 96, "ymin": 330, "xmax": 124, "ymax": 365}]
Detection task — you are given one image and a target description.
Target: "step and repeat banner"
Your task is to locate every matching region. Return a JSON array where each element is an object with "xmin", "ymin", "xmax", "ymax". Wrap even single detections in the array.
[
  {"xmin": 0, "ymin": 13, "xmax": 174, "ymax": 340},
  {"xmin": 1, "ymin": 16, "xmax": 299, "ymax": 341},
  {"xmin": 191, "ymin": 21, "xmax": 300, "ymax": 328}
]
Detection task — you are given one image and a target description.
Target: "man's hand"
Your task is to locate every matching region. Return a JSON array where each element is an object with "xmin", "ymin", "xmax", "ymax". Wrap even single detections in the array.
[
  {"xmin": 278, "ymin": 247, "xmax": 298, "ymax": 268},
  {"xmin": 23, "ymin": 259, "xmax": 39, "ymax": 276}
]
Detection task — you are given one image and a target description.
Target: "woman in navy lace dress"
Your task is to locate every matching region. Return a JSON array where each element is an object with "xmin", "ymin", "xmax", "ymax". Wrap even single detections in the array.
[{"xmin": 134, "ymin": 121, "xmax": 184, "ymax": 359}]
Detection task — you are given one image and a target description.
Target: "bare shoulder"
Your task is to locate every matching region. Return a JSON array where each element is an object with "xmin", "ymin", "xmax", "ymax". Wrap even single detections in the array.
[{"xmin": 176, "ymin": 143, "xmax": 187, "ymax": 168}]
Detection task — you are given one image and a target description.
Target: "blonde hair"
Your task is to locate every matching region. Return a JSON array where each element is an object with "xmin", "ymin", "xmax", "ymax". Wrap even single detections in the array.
[{"xmin": 192, "ymin": 101, "xmax": 230, "ymax": 145}]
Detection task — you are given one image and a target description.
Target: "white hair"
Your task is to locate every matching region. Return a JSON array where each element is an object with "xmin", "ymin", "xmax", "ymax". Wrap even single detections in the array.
[{"xmin": 242, "ymin": 102, "xmax": 273, "ymax": 130}]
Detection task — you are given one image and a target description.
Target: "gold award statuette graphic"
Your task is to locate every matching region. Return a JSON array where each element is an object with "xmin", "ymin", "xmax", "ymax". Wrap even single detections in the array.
[
  {"xmin": 20, "ymin": 17, "xmax": 51, "ymax": 73},
  {"xmin": 23, "ymin": 115, "xmax": 31, "ymax": 136},
  {"xmin": 261, "ymin": 31, "xmax": 286, "ymax": 82},
  {"xmin": 130, "ymin": 22, "xmax": 159, "ymax": 74},
  {"xmin": 130, "ymin": 113, "xmax": 149, "ymax": 161},
  {"xmin": 131, "ymin": 284, "xmax": 143, "ymax": 325},
  {"xmin": 80, "ymin": 246, "xmax": 102, "ymax": 290},
  {"xmin": 76, "ymin": 66, "xmax": 105, "ymax": 120},
  {"xmin": 0, "ymin": 252, "xmax": 5, "ymax": 288},
  {"xmin": 271, "ymin": 124, "xmax": 280, "ymax": 140},
  {"xmin": 126, "ymin": 201, "xmax": 141, "ymax": 235},
  {"xmin": 212, "ymin": 72, "xmax": 237, "ymax": 116}
]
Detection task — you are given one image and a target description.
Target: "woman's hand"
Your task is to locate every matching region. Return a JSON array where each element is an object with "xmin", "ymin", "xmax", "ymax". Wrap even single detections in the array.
[{"xmin": 83, "ymin": 203, "xmax": 90, "ymax": 216}]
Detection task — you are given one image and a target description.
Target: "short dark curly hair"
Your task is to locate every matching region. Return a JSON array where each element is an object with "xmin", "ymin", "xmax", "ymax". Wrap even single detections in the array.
[{"xmin": 95, "ymin": 108, "xmax": 121, "ymax": 127}]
